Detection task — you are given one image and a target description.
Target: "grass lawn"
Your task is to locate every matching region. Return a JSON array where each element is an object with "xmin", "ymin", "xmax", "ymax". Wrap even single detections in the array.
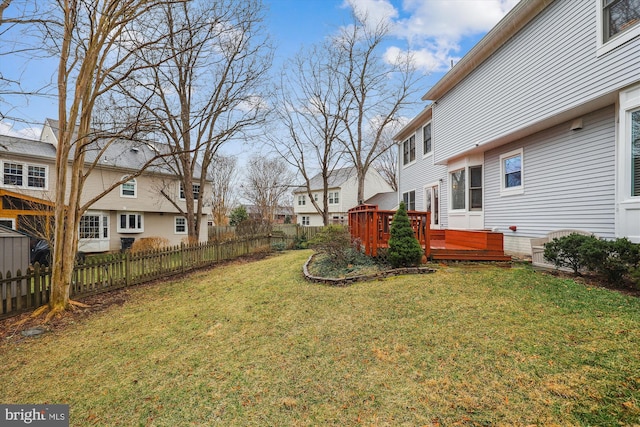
[{"xmin": 1, "ymin": 250, "xmax": 639, "ymax": 426}]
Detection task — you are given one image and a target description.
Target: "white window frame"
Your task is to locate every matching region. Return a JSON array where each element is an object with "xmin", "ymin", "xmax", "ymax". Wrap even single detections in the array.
[
  {"xmin": 402, "ymin": 190, "xmax": 416, "ymax": 211},
  {"xmin": 500, "ymin": 148, "xmax": 524, "ymax": 196},
  {"xmin": 423, "ymin": 182, "xmax": 440, "ymax": 228},
  {"xmin": 0, "ymin": 218, "xmax": 16, "ymax": 229},
  {"xmin": 596, "ymin": 0, "xmax": 640, "ymax": 56},
  {"xmin": 449, "ymin": 168, "xmax": 466, "ymax": 211},
  {"xmin": 174, "ymin": 216, "xmax": 187, "ymax": 234},
  {"xmin": 403, "ymin": 135, "xmax": 416, "ymax": 166},
  {"xmin": 422, "ymin": 122, "xmax": 432, "ymax": 157},
  {"xmin": 117, "ymin": 212, "xmax": 144, "ymax": 233},
  {"xmin": 1, "ymin": 161, "xmax": 48, "ymax": 190},
  {"xmin": 301, "ymin": 216, "xmax": 310, "ymax": 226},
  {"xmin": 297, "ymin": 195, "xmax": 306, "ymax": 206},
  {"xmin": 79, "ymin": 212, "xmax": 109, "ymax": 241},
  {"xmin": 120, "ymin": 177, "xmax": 137, "ymax": 198},
  {"xmin": 328, "ymin": 191, "xmax": 339, "ymax": 204},
  {"xmin": 179, "ymin": 182, "xmax": 200, "ymax": 201}
]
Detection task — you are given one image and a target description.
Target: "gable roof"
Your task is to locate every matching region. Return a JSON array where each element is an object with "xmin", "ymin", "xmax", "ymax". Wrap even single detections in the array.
[
  {"xmin": 422, "ymin": 0, "xmax": 553, "ymax": 101},
  {"xmin": 364, "ymin": 191, "xmax": 398, "ymax": 211},
  {"xmin": 293, "ymin": 166, "xmax": 357, "ymax": 193}
]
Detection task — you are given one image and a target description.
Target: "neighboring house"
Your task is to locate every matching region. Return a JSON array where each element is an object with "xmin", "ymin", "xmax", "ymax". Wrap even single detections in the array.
[
  {"xmin": 244, "ymin": 204, "xmax": 295, "ymax": 224},
  {"xmin": 364, "ymin": 191, "xmax": 398, "ymax": 211},
  {"xmin": 293, "ymin": 166, "xmax": 394, "ymax": 226},
  {"xmin": 395, "ymin": 0, "xmax": 640, "ymax": 257},
  {"xmin": 0, "ymin": 119, "xmax": 211, "ymax": 252}
]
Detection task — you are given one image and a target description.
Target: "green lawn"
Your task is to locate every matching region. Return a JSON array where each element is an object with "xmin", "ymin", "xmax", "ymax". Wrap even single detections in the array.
[{"xmin": 1, "ymin": 250, "xmax": 639, "ymax": 426}]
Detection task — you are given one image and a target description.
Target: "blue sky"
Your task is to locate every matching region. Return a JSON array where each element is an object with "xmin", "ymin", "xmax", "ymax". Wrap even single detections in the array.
[{"xmin": 0, "ymin": 0, "xmax": 519, "ymax": 139}]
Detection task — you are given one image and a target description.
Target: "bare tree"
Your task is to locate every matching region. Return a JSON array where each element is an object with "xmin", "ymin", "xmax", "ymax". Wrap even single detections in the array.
[
  {"xmin": 209, "ymin": 154, "xmax": 238, "ymax": 226},
  {"xmin": 122, "ymin": 0, "xmax": 272, "ymax": 241},
  {"xmin": 336, "ymin": 12, "xmax": 422, "ymax": 203},
  {"xmin": 38, "ymin": 0, "xmax": 180, "ymax": 317},
  {"xmin": 271, "ymin": 43, "xmax": 350, "ymax": 226},
  {"xmin": 374, "ymin": 141, "xmax": 398, "ymax": 191},
  {"xmin": 242, "ymin": 156, "xmax": 295, "ymax": 224}
]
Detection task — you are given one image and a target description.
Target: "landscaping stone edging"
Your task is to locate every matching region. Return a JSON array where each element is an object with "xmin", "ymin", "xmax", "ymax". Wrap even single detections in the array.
[{"xmin": 303, "ymin": 254, "xmax": 436, "ymax": 286}]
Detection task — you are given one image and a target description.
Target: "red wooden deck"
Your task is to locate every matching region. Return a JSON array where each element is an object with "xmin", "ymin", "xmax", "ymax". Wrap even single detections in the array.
[{"xmin": 348, "ymin": 205, "xmax": 511, "ymax": 262}]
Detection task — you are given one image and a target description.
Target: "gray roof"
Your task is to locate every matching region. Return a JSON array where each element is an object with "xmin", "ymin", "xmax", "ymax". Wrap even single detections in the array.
[
  {"xmin": 364, "ymin": 191, "xmax": 398, "ymax": 210},
  {"xmin": 293, "ymin": 166, "xmax": 357, "ymax": 193},
  {"xmin": 2, "ymin": 120, "xmax": 203, "ymax": 179}
]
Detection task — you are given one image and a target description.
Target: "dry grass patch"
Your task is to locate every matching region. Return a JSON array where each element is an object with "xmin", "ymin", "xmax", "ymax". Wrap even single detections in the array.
[{"xmin": 1, "ymin": 251, "xmax": 639, "ymax": 426}]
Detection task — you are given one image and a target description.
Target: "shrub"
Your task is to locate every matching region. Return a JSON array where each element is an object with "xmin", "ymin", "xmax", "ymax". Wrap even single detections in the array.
[
  {"xmin": 387, "ymin": 201, "xmax": 423, "ymax": 268},
  {"xmin": 229, "ymin": 206, "xmax": 248, "ymax": 226},
  {"xmin": 131, "ymin": 237, "xmax": 170, "ymax": 254},
  {"xmin": 543, "ymin": 233, "xmax": 595, "ymax": 275},
  {"xmin": 271, "ymin": 241, "xmax": 286, "ymax": 251},
  {"xmin": 293, "ymin": 234, "xmax": 308, "ymax": 250},
  {"xmin": 308, "ymin": 225, "xmax": 353, "ymax": 268}
]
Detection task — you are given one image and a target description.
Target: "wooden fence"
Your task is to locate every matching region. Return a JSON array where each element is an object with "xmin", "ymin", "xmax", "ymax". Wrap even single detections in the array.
[
  {"xmin": 209, "ymin": 224, "xmax": 324, "ymax": 242},
  {"xmin": 0, "ymin": 235, "xmax": 280, "ymax": 320}
]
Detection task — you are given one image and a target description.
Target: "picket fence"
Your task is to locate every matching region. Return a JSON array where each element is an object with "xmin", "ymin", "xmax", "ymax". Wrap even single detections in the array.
[{"xmin": 0, "ymin": 235, "xmax": 281, "ymax": 320}]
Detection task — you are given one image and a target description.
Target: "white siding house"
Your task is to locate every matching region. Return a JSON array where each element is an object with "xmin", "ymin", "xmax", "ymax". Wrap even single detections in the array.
[
  {"xmin": 395, "ymin": 0, "xmax": 640, "ymax": 256},
  {"xmin": 1, "ymin": 120, "xmax": 211, "ymax": 252},
  {"xmin": 293, "ymin": 166, "xmax": 394, "ymax": 226}
]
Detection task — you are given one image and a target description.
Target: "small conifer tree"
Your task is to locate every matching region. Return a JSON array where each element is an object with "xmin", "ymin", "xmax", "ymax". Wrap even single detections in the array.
[{"xmin": 388, "ymin": 201, "xmax": 424, "ymax": 268}]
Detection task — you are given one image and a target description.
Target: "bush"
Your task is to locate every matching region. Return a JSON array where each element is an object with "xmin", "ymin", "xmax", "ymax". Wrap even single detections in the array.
[
  {"xmin": 543, "ymin": 233, "xmax": 595, "ymax": 275},
  {"xmin": 229, "ymin": 206, "xmax": 248, "ymax": 226},
  {"xmin": 544, "ymin": 233, "xmax": 640, "ymax": 284},
  {"xmin": 271, "ymin": 241, "xmax": 286, "ymax": 251},
  {"xmin": 387, "ymin": 202, "xmax": 423, "ymax": 268},
  {"xmin": 131, "ymin": 237, "xmax": 169, "ymax": 254},
  {"xmin": 293, "ymin": 234, "xmax": 308, "ymax": 250},
  {"xmin": 308, "ymin": 225, "xmax": 353, "ymax": 268}
]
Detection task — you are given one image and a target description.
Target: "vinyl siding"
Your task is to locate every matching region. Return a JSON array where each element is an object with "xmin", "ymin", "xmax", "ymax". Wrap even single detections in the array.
[
  {"xmin": 397, "ymin": 126, "xmax": 449, "ymax": 227},
  {"xmin": 484, "ymin": 105, "xmax": 616, "ymax": 239},
  {"xmin": 433, "ymin": 0, "xmax": 640, "ymax": 163}
]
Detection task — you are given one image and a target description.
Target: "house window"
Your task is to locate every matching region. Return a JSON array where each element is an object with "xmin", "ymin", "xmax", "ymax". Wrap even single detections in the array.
[
  {"xmin": 297, "ymin": 195, "xmax": 306, "ymax": 206},
  {"xmin": 469, "ymin": 166, "xmax": 483, "ymax": 211},
  {"xmin": 500, "ymin": 148, "xmax": 524, "ymax": 195},
  {"xmin": 328, "ymin": 191, "xmax": 339, "ymax": 204},
  {"xmin": 3, "ymin": 162, "xmax": 23, "ymax": 186},
  {"xmin": 403, "ymin": 135, "xmax": 415, "ymax": 165},
  {"xmin": 314, "ymin": 193, "xmax": 318, "ymax": 202},
  {"xmin": 118, "ymin": 212, "xmax": 143, "ymax": 233},
  {"xmin": 632, "ymin": 109, "xmax": 640, "ymax": 196},
  {"xmin": 2, "ymin": 161, "xmax": 48, "ymax": 189},
  {"xmin": 403, "ymin": 190, "xmax": 416, "ymax": 211},
  {"xmin": 179, "ymin": 183, "xmax": 200, "ymax": 200},
  {"xmin": 79, "ymin": 214, "xmax": 109, "ymax": 240},
  {"xmin": 603, "ymin": 0, "xmax": 640, "ymax": 42},
  {"xmin": 301, "ymin": 216, "xmax": 310, "ymax": 226},
  {"xmin": 0, "ymin": 218, "xmax": 15, "ymax": 229},
  {"xmin": 121, "ymin": 178, "xmax": 136, "ymax": 198},
  {"xmin": 175, "ymin": 216, "xmax": 187, "ymax": 234},
  {"xmin": 425, "ymin": 184, "xmax": 439, "ymax": 226},
  {"xmin": 27, "ymin": 166, "xmax": 46, "ymax": 188},
  {"xmin": 423, "ymin": 123, "xmax": 432, "ymax": 155},
  {"xmin": 450, "ymin": 169, "xmax": 466, "ymax": 210}
]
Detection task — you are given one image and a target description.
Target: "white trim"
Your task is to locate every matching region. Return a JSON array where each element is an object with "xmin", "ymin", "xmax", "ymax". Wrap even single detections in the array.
[
  {"xmin": 449, "ymin": 167, "xmax": 466, "ymax": 212},
  {"xmin": 174, "ymin": 216, "xmax": 187, "ymax": 235},
  {"xmin": 117, "ymin": 211, "xmax": 144, "ymax": 233},
  {"xmin": 422, "ymin": 122, "xmax": 433, "ymax": 158},
  {"xmin": 1, "ymin": 160, "xmax": 49, "ymax": 190},
  {"xmin": 78, "ymin": 212, "xmax": 110, "ymax": 252},
  {"xmin": 422, "ymin": 181, "xmax": 441, "ymax": 228},
  {"xmin": 0, "ymin": 218, "xmax": 16, "ymax": 229},
  {"xmin": 402, "ymin": 189, "xmax": 416, "ymax": 210},
  {"xmin": 120, "ymin": 177, "xmax": 137, "ymax": 198},
  {"xmin": 596, "ymin": 0, "xmax": 640, "ymax": 57},
  {"xmin": 499, "ymin": 148, "xmax": 525, "ymax": 196},
  {"xmin": 402, "ymin": 135, "xmax": 417, "ymax": 168}
]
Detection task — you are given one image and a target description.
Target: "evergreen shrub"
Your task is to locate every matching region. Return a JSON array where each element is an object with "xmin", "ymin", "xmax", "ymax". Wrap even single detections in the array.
[{"xmin": 387, "ymin": 201, "xmax": 423, "ymax": 268}]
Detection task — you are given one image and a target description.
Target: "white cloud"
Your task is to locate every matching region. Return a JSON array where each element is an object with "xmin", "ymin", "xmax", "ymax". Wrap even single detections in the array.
[
  {"xmin": 343, "ymin": 0, "xmax": 398, "ymax": 28},
  {"xmin": 345, "ymin": 0, "xmax": 520, "ymax": 73},
  {"xmin": 0, "ymin": 121, "xmax": 41, "ymax": 140}
]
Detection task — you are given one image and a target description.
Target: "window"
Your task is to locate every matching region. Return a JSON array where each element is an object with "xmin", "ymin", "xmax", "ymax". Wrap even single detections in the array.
[
  {"xmin": 403, "ymin": 190, "xmax": 416, "ymax": 211},
  {"xmin": 179, "ymin": 182, "xmax": 200, "ymax": 200},
  {"xmin": 632, "ymin": 109, "xmax": 640, "ymax": 196},
  {"xmin": 175, "ymin": 216, "xmax": 187, "ymax": 234},
  {"xmin": 403, "ymin": 135, "xmax": 416, "ymax": 165},
  {"xmin": 603, "ymin": 0, "xmax": 640, "ymax": 42},
  {"xmin": 27, "ymin": 166, "xmax": 46, "ymax": 188},
  {"xmin": 500, "ymin": 149, "xmax": 524, "ymax": 195},
  {"xmin": 121, "ymin": 178, "xmax": 136, "ymax": 197},
  {"xmin": 118, "ymin": 212, "xmax": 143, "ymax": 233},
  {"xmin": 469, "ymin": 166, "xmax": 483, "ymax": 211},
  {"xmin": 297, "ymin": 195, "xmax": 306, "ymax": 206},
  {"xmin": 301, "ymin": 216, "xmax": 310, "ymax": 226},
  {"xmin": 423, "ymin": 123, "xmax": 432, "ymax": 155},
  {"xmin": 450, "ymin": 169, "xmax": 465, "ymax": 210},
  {"xmin": 79, "ymin": 214, "xmax": 109, "ymax": 240},
  {"xmin": 329, "ymin": 191, "xmax": 339, "ymax": 204},
  {"xmin": 0, "ymin": 218, "xmax": 15, "ymax": 229},
  {"xmin": 598, "ymin": 0, "xmax": 640, "ymax": 54},
  {"xmin": 425, "ymin": 184, "xmax": 439, "ymax": 226},
  {"xmin": 2, "ymin": 161, "xmax": 48, "ymax": 189},
  {"xmin": 3, "ymin": 162, "xmax": 23, "ymax": 186},
  {"xmin": 314, "ymin": 194, "xmax": 318, "ymax": 202}
]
